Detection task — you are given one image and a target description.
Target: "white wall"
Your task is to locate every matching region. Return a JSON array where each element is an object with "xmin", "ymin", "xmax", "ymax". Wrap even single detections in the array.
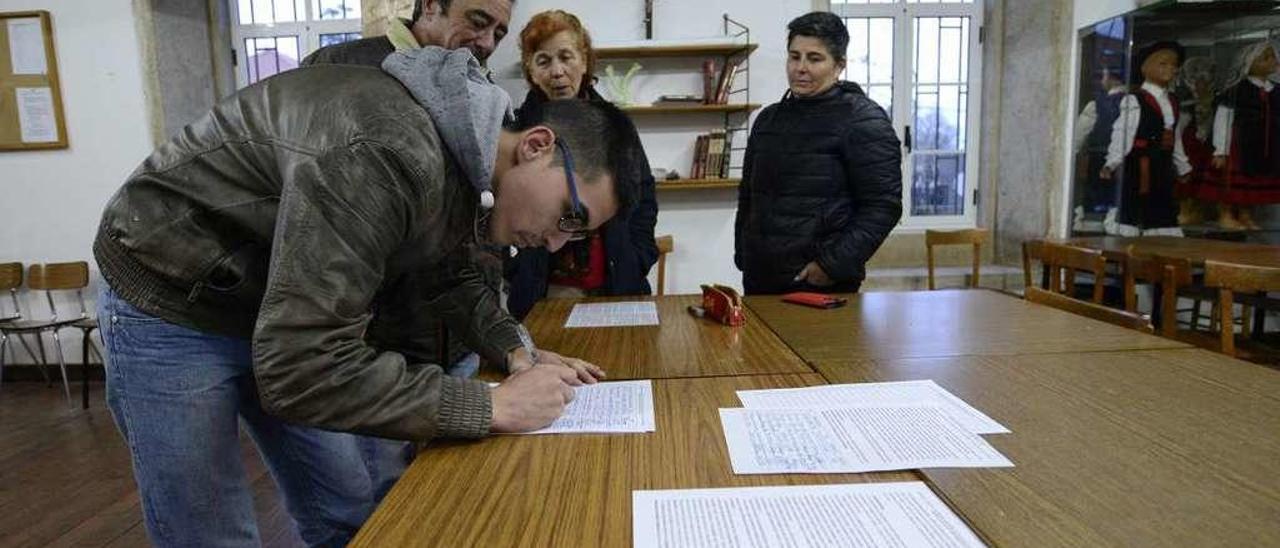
[
  {"xmin": 488, "ymin": 0, "xmax": 814, "ymax": 294},
  {"xmin": 0, "ymin": 0, "xmax": 151, "ymax": 360}
]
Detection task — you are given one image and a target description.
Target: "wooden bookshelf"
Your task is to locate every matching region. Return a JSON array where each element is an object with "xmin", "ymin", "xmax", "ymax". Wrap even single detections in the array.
[
  {"xmin": 656, "ymin": 178, "xmax": 741, "ymax": 191},
  {"xmin": 621, "ymin": 103, "xmax": 762, "ymax": 114},
  {"xmin": 596, "ymin": 43, "xmax": 758, "ymax": 59}
]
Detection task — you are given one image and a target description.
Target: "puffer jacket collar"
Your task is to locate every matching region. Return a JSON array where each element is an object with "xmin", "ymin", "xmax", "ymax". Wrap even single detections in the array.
[{"xmin": 779, "ymin": 80, "xmax": 865, "ymax": 104}]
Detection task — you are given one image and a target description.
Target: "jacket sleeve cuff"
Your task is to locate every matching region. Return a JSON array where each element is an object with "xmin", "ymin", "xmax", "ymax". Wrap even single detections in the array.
[
  {"xmin": 816, "ymin": 252, "xmax": 852, "ymax": 284},
  {"xmin": 484, "ymin": 323, "xmax": 524, "ymax": 372},
  {"xmin": 436, "ymin": 377, "xmax": 493, "ymax": 439}
]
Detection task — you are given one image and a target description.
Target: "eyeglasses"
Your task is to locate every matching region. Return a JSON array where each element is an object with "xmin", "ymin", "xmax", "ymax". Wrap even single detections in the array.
[{"xmin": 554, "ymin": 139, "xmax": 591, "ymax": 241}]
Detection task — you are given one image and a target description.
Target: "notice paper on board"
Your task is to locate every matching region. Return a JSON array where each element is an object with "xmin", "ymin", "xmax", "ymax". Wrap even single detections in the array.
[
  {"xmin": 8, "ymin": 18, "xmax": 47, "ymax": 75},
  {"xmin": 16, "ymin": 87, "xmax": 57, "ymax": 143},
  {"xmin": 633, "ymin": 482, "xmax": 987, "ymax": 548}
]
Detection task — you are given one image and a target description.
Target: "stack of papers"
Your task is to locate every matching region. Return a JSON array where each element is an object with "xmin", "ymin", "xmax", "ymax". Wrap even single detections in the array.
[
  {"xmin": 720, "ymin": 381, "xmax": 1013, "ymax": 474},
  {"xmin": 518, "ymin": 380, "xmax": 656, "ymax": 435},
  {"xmin": 633, "ymin": 482, "xmax": 987, "ymax": 548},
  {"xmin": 564, "ymin": 302, "xmax": 660, "ymax": 328},
  {"xmin": 736, "ymin": 380, "xmax": 1009, "ymax": 434}
]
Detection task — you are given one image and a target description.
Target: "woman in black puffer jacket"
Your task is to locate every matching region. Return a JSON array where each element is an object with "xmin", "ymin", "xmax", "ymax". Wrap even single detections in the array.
[{"xmin": 735, "ymin": 12, "xmax": 903, "ymax": 295}]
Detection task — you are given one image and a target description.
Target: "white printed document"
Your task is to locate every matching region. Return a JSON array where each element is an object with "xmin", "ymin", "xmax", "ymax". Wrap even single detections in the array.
[
  {"xmin": 737, "ymin": 380, "xmax": 1009, "ymax": 435},
  {"xmin": 564, "ymin": 301, "xmax": 659, "ymax": 328},
  {"xmin": 521, "ymin": 380, "xmax": 655, "ymax": 434},
  {"xmin": 8, "ymin": 18, "xmax": 47, "ymax": 75},
  {"xmin": 719, "ymin": 406, "xmax": 1012, "ymax": 474},
  {"xmin": 15, "ymin": 87, "xmax": 57, "ymax": 143},
  {"xmin": 633, "ymin": 482, "xmax": 987, "ymax": 548}
]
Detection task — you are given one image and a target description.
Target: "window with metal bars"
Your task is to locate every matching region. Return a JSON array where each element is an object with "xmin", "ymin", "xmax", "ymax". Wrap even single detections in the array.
[{"xmin": 229, "ymin": 0, "xmax": 363, "ymax": 88}]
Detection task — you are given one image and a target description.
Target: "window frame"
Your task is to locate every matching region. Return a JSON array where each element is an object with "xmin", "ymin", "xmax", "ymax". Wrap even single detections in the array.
[
  {"xmin": 228, "ymin": 0, "xmax": 363, "ymax": 89},
  {"xmin": 827, "ymin": 0, "xmax": 985, "ymax": 231}
]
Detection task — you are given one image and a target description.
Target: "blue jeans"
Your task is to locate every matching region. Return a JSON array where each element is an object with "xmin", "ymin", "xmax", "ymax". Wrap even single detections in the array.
[{"xmin": 97, "ymin": 285, "xmax": 413, "ymax": 547}]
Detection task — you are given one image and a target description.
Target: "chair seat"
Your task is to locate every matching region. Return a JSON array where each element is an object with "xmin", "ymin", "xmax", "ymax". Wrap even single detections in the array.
[{"xmin": 0, "ymin": 318, "xmax": 81, "ymax": 331}]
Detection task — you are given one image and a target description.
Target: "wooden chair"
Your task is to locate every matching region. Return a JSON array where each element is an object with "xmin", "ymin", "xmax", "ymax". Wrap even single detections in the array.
[
  {"xmin": 1122, "ymin": 248, "xmax": 1194, "ymax": 338},
  {"xmin": 925, "ymin": 229, "xmax": 989, "ymax": 290},
  {"xmin": 0, "ymin": 262, "xmax": 93, "ymax": 404},
  {"xmin": 1025, "ymin": 287, "xmax": 1154, "ymax": 333},
  {"xmin": 1022, "ymin": 239, "xmax": 1047, "ymax": 290},
  {"xmin": 655, "ymin": 235, "xmax": 674, "ymax": 296},
  {"xmin": 1204, "ymin": 260, "xmax": 1280, "ymax": 358},
  {"xmin": 1041, "ymin": 243, "xmax": 1107, "ymax": 304},
  {"xmin": 0, "ymin": 263, "xmax": 20, "ymax": 323},
  {"xmin": 0, "ymin": 262, "xmax": 22, "ymax": 388}
]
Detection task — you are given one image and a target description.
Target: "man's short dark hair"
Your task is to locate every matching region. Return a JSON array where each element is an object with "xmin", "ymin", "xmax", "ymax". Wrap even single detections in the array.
[
  {"xmin": 413, "ymin": 0, "xmax": 516, "ymax": 22},
  {"xmin": 787, "ymin": 12, "xmax": 849, "ymax": 63},
  {"xmin": 507, "ymin": 101, "xmax": 638, "ymax": 213}
]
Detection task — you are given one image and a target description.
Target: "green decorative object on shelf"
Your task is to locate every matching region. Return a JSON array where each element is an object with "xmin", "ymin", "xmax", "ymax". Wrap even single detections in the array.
[{"xmin": 603, "ymin": 62, "xmax": 643, "ymax": 106}]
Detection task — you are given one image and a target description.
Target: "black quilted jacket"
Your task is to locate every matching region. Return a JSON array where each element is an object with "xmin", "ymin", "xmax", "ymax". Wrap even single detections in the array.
[{"xmin": 735, "ymin": 81, "xmax": 903, "ymax": 294}]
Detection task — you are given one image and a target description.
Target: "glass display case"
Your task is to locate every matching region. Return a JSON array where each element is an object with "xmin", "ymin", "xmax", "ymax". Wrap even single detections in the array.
[{"xmin": 1071, "ymin": 0, "xmax": 1280, "ymax": 237}]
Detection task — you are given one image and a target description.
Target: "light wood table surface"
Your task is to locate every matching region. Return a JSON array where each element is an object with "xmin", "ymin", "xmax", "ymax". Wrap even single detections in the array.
[
  {"xmin": 812, "ymin": 349, "xmax": 1280, "ymax": 547},
  {"xmin": 351, "ymin": 374, "xmax": 920, "ymax": 548},
  {"xmin": 523, "ymin": 295, "xmax": 812, "ymax": 380},
  {"xmin": 1065, "ymin": 235, "xmax": 1280, "ymax": 268},
  {"xmin": 745, "ymin": 289, "xmax": 1188, "ymax": 363}
]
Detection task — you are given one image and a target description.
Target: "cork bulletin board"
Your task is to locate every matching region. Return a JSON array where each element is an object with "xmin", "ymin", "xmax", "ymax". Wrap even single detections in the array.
[{"xmin": 0, "ymin": 11, "xmax": 67, "ymax": 151}]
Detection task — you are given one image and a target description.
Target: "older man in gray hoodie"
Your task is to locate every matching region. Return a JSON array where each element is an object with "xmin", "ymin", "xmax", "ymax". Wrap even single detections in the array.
[{"xmin": 93, "ymin": 47, "xmax": 634, "ymax": 547}]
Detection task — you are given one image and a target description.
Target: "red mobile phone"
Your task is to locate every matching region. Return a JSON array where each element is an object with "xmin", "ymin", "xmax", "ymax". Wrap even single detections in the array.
[{"xmin": 781, "ymin": 292, "xmax": 848, "ymax": 309}]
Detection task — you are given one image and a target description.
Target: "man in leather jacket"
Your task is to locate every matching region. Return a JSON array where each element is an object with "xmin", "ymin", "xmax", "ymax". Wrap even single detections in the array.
[
  {"xmin": 302, "ymin": 0, "xmax": 514, "ymax": 377},
  {"xmin": 92, "ymin": 46, "xmax": 634, "ymax": 546}
]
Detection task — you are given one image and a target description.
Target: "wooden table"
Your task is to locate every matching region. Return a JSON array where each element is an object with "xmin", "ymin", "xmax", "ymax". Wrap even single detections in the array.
[
  {"xmin": 523, "ymin": 295, "xmax": 811, "ymax": 380},
  {"xmin": 744, "ymin": 289, "xmax": 1188, "ymax": 363},
  {"xmin": 1065, "ymin": 235, "xmax": 1280, "ymax": 268},
  {"xmin": 350, "ymin": 374, "xmax": 919, "ymax": 547},
  {"xmin": 356, "ymin": 292, "xmax": 1275, "ymax": 547},
  {"xmin": 812, "ymin": 349, "xmax": 1280, "ymax": 547}
]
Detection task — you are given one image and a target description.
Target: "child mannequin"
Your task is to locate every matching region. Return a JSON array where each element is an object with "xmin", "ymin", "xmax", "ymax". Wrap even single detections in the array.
[
  {"xmin": 1208, "ymin": 41, "xmax": 1280, "ymax": 230},
  {"xmin": 1073, "ymin": 68, "xmax": 1128, "ymax": 231},
  {"xmin": 1101, "ymin": 41, "xmax": 1190, "ymax": 237},
  {"xmin": 1175, "ymin": 56, "xmax": 1217, "ymax": 226}
]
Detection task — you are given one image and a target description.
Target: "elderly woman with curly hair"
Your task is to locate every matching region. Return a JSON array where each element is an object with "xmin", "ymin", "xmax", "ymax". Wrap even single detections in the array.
[{"xmin": 506, "ymin": 10, "xmax": 659, "ymax": 319}]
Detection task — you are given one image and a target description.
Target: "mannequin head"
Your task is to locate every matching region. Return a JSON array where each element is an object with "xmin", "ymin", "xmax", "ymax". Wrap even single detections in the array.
[
  {"xmin": 1132, "ymin": 41, "xmax": 1184, "ymax": 88},
  {"xmin": 1178, "ymin": 56, "xmax": 1216, "ymax": 98},
  {"xmin": 1249, "ymin": 44, "xmax": 1278, "ymax": 78},
  {"xmin": 1227, "ymin": 41, "xmax": 1279, "ymax": 88},
  {"xmin": 1141, "ymin": 49, "xmax": 1180, "ymax": 87},
  {"xmin": 1100, "ymin": 68, "xmax": 1125, "ymax": 93}
]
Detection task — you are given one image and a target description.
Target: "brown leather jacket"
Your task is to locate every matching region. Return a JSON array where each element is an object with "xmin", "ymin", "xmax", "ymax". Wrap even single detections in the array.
[
  {"xmin": 301, "ymin": 33, "xmax": 504, "ymax": 368},
  {"xmin": 93, "ymin": 64, "xmax": 520, "ymax": 441}
]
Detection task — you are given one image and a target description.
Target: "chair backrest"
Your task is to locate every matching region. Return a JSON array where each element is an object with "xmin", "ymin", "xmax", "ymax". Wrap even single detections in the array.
[
  {"xmin": 1042, "ymin": 243, "xmax": 1107, "ymax": 303},
  {"xmin": 1122, "ymin": 246, "xmax": 1192, "ymax": 337},
  {"xmin": 925, "ymin": 229, "xmax": 989, "ymax": 290},
  {"xmin": 655, "ymin": 235, "xmax": 674, "ymax": 296},
  {"xmin": 1025, "ymin": 287, "xmax": 1154, "ymax": 333},
  {"xmin": 1022, "ymin": 239, "xmax": 1047, "ymax": 290},
  {"xmin": 0, "ymin": 262, "xmax": 21, "ymax": 320},
  {"xmin": 1204, "ymin": 260, "xmax": 1280, "ymax": 357},
  {"xmin": 27, "ymin": 262, "xmax": 90, "ymax": 321}
]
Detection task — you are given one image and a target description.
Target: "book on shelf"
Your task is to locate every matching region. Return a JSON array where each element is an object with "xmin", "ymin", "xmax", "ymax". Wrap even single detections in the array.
[
  {"xmin": 712, "ymin": 58, "xmax": 743, "ymax": 105},
  {"xmin": 701, "ymin": 59, "xmax": 718, "ymax": 105},
  {"xmin": 688, "ymin": 130, "xmax": 733, "ymax": 180},
  {"xmin": 653, "ymin": 94, "xmax": 705, "ymax": 105}
]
